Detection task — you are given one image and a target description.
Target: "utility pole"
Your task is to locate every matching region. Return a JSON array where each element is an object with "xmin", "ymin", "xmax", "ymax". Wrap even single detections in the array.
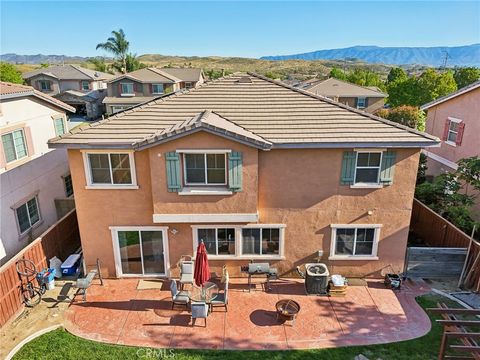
[{"xmin": 442, "ymin": 51, "xmax": 450, "ymax": 68}]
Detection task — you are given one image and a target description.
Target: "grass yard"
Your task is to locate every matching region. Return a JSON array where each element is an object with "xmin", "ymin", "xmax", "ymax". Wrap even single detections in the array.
[{"xmin": 12, "ymin": 293, "xmax": 457, "ymax": 360}]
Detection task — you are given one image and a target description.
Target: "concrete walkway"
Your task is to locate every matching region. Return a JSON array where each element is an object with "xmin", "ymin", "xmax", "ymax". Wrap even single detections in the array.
[{"xmin": 64, "ymin": 278, "xmax": 431, "ymax": 350}]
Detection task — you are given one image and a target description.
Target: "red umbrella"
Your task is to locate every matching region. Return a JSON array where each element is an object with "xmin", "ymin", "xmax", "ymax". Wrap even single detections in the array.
[{"xmin": 194, "ymin": 241, "xmax": 210, "ymax": 287}]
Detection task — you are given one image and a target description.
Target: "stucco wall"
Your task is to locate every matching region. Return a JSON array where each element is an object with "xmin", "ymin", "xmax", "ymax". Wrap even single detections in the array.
[
  {"xmin": 336, "ymin": 97, "xmax": 385, "ymax": 114},
  {"xmin": 68, "ymin": 131, "xmax": 420, "ymax": 279}
]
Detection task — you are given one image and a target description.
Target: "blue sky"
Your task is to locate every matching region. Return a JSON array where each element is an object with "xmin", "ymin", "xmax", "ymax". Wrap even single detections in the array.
[{"xmin": 1, "ymin": 1, "xmax": 479, "ymax": 58}]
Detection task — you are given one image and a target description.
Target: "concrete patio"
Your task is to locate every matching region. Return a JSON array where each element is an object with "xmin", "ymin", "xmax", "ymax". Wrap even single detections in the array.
[{"xmin": 64, "ymin": 278, "xmax": 431, "ymax": 350}]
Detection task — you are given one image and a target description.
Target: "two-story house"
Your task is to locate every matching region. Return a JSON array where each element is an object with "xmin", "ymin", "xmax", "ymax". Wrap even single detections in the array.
[
  {"xmin": 103, "ymin": 67, "xmax": 204, "ymax": 115},
  {"xmin": 23, "ymin": 65, "xmax": 114, "ymax": 120},
  {"xmin": 48, "ymin": 73, "xmax": 438, "ymax": 279},
  {"xmin": 0, "ymin": 82, "xmax": 75, "ymax": 265},
  {"xmin": 302, "ymin": 78, "xmax": 386, "ymax": 113},
  {"xmin": 421, "ymin": 80, "xmax": 480, "ymax": 220}
]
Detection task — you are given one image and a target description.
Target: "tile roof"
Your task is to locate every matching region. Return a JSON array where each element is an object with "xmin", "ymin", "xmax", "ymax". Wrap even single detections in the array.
[
  {"xmin": 161, "ymin": 68, "xmax": 203, "ymax": 82},
  {"xmin": 108, "ymin": 68, "xmax": 181, "ymax": 84},
  {"xmin": 305, "ymin": 78, "xmax": 386, "ymax": 98},
  {"xmin": 23, "ymin": 65, "xmax": 114, "ymax": 81},
  {"xmin": 0, "ymin": 81, "xmax": 75, "ymax": 112},
  {"xmin": 421, "ymin": 79, "xmax": 480, "ymax": 110},
  {"xmin": 103, "ymin": 96, "xmax": 156, "ymax": 104},
  {"xmin": 49, "ymin": 73, "xmax": 438, "ymax": 149}
]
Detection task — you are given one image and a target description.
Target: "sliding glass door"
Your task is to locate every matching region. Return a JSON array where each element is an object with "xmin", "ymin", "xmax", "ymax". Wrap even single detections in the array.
[{"xmin": 115, "ymin": 228, "xmax": 167, "ymax": 276}]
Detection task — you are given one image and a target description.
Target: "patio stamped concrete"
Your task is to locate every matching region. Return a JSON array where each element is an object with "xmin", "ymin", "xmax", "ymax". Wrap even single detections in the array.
[{"xmin": 63, "ymin": 278, "xmax": 431, "ymax": 350}]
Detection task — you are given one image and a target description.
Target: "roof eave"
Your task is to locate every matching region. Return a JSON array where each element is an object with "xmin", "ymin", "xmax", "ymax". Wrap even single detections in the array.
[{"xmin": 273, "ymin": 140, "xmax": 440, "ymax": 149}]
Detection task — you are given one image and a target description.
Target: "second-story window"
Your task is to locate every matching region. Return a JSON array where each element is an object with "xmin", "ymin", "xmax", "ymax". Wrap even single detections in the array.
[
  {"xmin": 16, "ymin": 196, "xmax": 41, "ymax": 234},
  {"xmin": 120, "ymin": 83, "xmax": 134, "ymax": 95},
  {"xmin": 356, "ymin": 97, "xmax": 367, "ymax": 109},
  {"xmin": 81, "ymin": 81, "xmax": 90, "ymax": 91},
  {"xmin": 39, "ymin": 80, "xmax": 51, "ymax": 91},
  {"xmin": 1, "ymin": 129, "xmax": 28, "ymax": 163},
  {"xmin": 87, "ymin": 153, "xmax": 134, "ymax": 185},
  {"xmin": 152, "ymin": 84, "xmax": 164, "ymax": 94},
  {"xmin": 184, "ymin": 153, "xmax": 226, "ymax": 185},
  {"xmin": 355, "ymin": 152, "xmax": 382, "ymax": 184}
]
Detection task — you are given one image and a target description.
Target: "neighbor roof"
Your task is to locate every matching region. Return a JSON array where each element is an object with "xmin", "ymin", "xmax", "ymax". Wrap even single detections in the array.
[
  {"xmin": 304, "ymin": 78, "xmax": 386, "ymax": 98},
  {"xmin": 103, "ymin": 96, "xmax": 156, "ymax": 104},
  {"xmin": 421, "ymin": 80, "xmax": 480, "ymax": 110},
  {"xmin": 108, "ymin": 68, "xmax": 181, "ymax": 84},
  {"xmin": 0, "ymin": 82, "xmax": 75, "ymax": 112},
  {"xmin": 161, "ymin": 68, "xmax": 203, "ymax": 83},
  {"xmin": 23, "ymin": 65, "xmax": 114, "ymax": 81},
  {"xmin": 49, "ymin": 73, "xmax": 438, "ymax": 149}
]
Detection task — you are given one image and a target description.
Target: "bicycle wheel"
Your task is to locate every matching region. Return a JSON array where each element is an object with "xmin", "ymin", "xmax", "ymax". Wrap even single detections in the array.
[
  {"xmin": 21, "ymin": 286, "xmax": 42, "ymax": 307},
  {"xmin": 16, "ymin": 259, "xmax": 37, "ymax": 277}
]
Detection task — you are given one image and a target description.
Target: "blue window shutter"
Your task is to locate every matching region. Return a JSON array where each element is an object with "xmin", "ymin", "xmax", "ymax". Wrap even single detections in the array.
[
  {"xmin": 340, "ymin": 151, "xmax": 356, "ymax": 185},
  {"xmin": 380, "ymin": 151, "xmax": 396, "ymax": 185},
  {"xmin": 165, "ymin": 152, "xmax": 182, "ymax": 192},
  {"xmin": 228, "ymin": 151, "xmax": 243, "ymax": 192}
]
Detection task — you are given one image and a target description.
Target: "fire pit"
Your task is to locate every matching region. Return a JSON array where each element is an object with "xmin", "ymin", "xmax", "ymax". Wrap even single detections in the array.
[{"xmin": 275, "ymin": 299, "xmax": 300, "ymax": 325}]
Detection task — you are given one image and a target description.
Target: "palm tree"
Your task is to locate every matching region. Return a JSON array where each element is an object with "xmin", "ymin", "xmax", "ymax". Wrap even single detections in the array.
[{"xmin": 96, "ymin": 29, "xmax": 129, "ymax": 74}]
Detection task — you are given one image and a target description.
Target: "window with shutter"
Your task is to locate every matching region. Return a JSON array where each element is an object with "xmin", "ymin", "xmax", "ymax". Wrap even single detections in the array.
[
  {"xmin": 165, "ymin": 152, "xmax": 182, "ymax": 192},
  {"xmin": 445, "ymin": 118, "xmax": 463, "ymax": 146},
  {"xmin": 228, "ymin": 151, "xmax": 243, "ymax": 192}
]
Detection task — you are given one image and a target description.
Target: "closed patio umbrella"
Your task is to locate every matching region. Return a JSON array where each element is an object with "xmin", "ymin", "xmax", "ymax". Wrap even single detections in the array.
[{"xmin": 194, "ymin": 241, "xmax": 210, "ymax": 287}]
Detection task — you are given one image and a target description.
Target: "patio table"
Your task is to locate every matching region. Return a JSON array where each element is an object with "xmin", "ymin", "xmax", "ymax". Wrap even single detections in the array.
[{"xmin": 190, "ymin": 281, "xmax": 219, "ymax": 303}]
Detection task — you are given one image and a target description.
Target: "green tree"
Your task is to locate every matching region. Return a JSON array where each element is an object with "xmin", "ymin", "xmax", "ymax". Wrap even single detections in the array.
[
  {"xmin": 387, "ymin": 67, "xmax": 407, "ymax": 84},
  {"xmin": 0, "ymin": 62, "xmax": 23, "ymax": 83},
  {"xmin": 96, "ymin": 29, "xmax": 129, "ymax": 74},
  {"xmin": 86, "ymin": 57, "xmax": 108, "ymax": 73},
  {"xmin": 329, "ymin": 67, "xmax": 347, "ymax": 80},
  {"xmin": 387, "ymin": 76, "xmax": 418, "ymax": 106},
  {"xmin": 378, "ymin": 105, "xmax": 426, "ymax": 131},
  {"xmin": 453, "ymin": 67, "xmax": 480, "ymax": 89}
]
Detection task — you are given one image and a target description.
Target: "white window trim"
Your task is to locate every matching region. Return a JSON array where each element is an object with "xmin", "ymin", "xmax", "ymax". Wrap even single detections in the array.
[
  {"xmin": 81, "ymin": 150, "xmax": 138, "ymax": 189},
  {"xmin": 357, "ymin": 97, "xmax": 367, "ymax": 109},
  {"xmin": 329, "ymin": 224, "xmax": 382, "ymax": 260},
  {"xmin": 152, "ymin": 83, "xmax": 164, "ymax": 94},
  {"xmin": 352, "ymin": 150, "xmax": 383, "ymax": 188},
  {"xmin": 110, "ymin": 226, "xmax": 170, "ymax": 278},
  {"xmin": 179, "ymin": 187, "xmax": 232, "ymax": 196},
  {"xmin": 183, "ymin": 153, "xmax": 227, "ymax": 186},
  {"xmin": 120, "ymin": 82, "xmax": 135, "ymax": 96},
  {"xmin": 14, "ymin": 195, "xmax": 42, "ymax": 236},
  {"xmin": 191, "ymin": 224, "xmax": 286, "ymax": 260},
  {"xmin": 1, "ymin": 128, "xmax": 28, "ymax": 164},
  {"xmin": 445, "ymin": 117, "xmax": 463, "ymax": 147}
]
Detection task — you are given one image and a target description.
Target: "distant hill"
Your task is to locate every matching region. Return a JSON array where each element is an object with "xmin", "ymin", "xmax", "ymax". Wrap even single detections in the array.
[
  {"xmin": 261, "ymin": 44, "xmax": 480, "ymax": 67},
  {"xmin": 1, "ymin": 53, "xmax": 90, "ymax": 64}
]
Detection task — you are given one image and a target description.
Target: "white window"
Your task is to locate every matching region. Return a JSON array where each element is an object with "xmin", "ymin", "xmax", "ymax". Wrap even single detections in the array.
[
  {"xmin": 83, "ymin": 151, "xmax": 137, "ymax": 188},
  {"xmin": 1, "ymin": 129, "xmax": 28, "ymax": 163},
  {"xmin": 185, "ymin": 82, "xmax": 194, "ymax": 90},
  {"xmin": 16, "ymin": 196, "xmax": 41, "ymax": 234},
  {"xmin": 53, "ymin": 118, "xmax": 66, "ymax": 136},
  {"xmin": 329, "ymin": 225, "xmax": 381, "ymax": 260},
  {"xmin": 192, "ymin": 225, "xmax": 285, "ymax": 259},
  {"xmin": 354, "ymin": 151, "xmax": 382, "ymax": 185},
  {"xmin": 39, "ymin": 80, "xmax": 51, "ymax": 91},
  {"xmin": 446, "ymin": 118, "xmax": 462, "ymax": 145},
  {"xmin": 81, "ymin": 81, "xmax": 90, "ymax": 91},
  {"xmin": 152, "ymin": 84, "xmax": 164, "ymax": 94},
  {"xmin": 120, "ymin": 83, "xmax": 134, "ymax": 95},
  {"xmin": 64, "ymin": 174, "xmax": 73, "ymax": 197},
  {"xmin": 357, "ymin": 97, "xmax": 367, "ymax": 109},
  {"xmin": 184, "ymin": 153, "xmax": 226, "ymax": 185}
]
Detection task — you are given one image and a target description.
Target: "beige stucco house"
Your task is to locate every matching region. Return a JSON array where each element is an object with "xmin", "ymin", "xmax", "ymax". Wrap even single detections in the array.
[
  {"xmin": 302, "ymin": 78, "xmax": 386, "ymax": 113},
  {"xmin": 0, "ymin": 82, "xmax": 75, "ymax": 265},
  {"xmin": 23, "ymin": 65, "xmax": 114, "ymax": 120},
  {"xmin": 48, "ymin": 73, "xmax": 438, "ymax": 280},
  {"xmin": 421, "ymin": 80, "xmax": 480, "ymax": 219},
  {"xmin": 103, "ymin": 68, "xmax": 204, "ymax": 115}
]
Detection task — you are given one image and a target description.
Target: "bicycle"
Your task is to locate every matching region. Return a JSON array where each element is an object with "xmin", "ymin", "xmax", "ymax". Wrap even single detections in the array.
[{"xmin": 16, "ymin": 259, "xmax": 45, "ymax": 307}]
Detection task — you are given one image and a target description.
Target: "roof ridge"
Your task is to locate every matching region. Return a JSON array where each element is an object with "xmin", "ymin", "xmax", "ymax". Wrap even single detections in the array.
[
  {"xmin": 69, "ymin": 65, "xmax": 94, "ymax": 79},
  {"xmin": 148, "ymin": 67, "xmax": 182, "ymax": 82},
  {"xmin": 248, "ymin": 72, "xmax": 438, "ymax": 142}
]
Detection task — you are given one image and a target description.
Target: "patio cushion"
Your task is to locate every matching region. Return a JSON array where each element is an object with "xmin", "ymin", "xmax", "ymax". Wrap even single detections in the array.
[
  {"xmin": 211, "ymin": 293, "xmax": 226, "ymax": 304},
  {"xmin": 180, "ymin": 273, "xmax": 194, "ymax": 283},
  {"xmin": 181, "ymin": 262, "xmax": 193, "ymax": 274},
  {"xmin": 191, "ymin": 302, "xmax": 208, "ymax": 318}
]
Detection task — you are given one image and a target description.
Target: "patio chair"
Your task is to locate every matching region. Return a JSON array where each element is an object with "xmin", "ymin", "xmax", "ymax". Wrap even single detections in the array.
[
  {"xmin": 191, "ymin": 301, "xmax": 208, "ymax": 327},
  {"xmin": 170, "ymin": 279, "xmax": 190, "ymax": 310},
  {"xmin": 178, "ymin": 255, "xmax": 194, "ymax": 290},
  {"xmin": 210, "ymin": 279, "xmax": 228, "ymax": 312}
]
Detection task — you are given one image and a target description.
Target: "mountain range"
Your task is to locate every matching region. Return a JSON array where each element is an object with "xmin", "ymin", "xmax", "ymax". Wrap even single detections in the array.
[{"xmin": 261, "ymin": 44, "xmax": 480, "ymax": 67}]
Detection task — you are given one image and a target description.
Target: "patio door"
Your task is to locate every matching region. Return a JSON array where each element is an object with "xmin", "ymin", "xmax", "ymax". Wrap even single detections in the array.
[{"xmin": 112, "ymin": 227, "xmax": 169, "ymax": 277}]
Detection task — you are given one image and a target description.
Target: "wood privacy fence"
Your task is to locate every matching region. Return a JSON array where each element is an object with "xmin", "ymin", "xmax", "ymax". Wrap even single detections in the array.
[
  {"xmin": 0, "ymin": 209, "xmax": 80, "ymax": 328},
  {"xmin": 405, "ymin": 247, "xmax": 467, "ymax": 279},
  {"xmin": 409, "ymin": 199, "xmax": 480, "ymax": 291}
]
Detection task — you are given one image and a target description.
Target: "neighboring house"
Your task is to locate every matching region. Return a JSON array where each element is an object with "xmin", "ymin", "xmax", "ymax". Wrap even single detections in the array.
[
  {"xmin": 421, "ymin": 80, "xmax": 480, "ymax": 220},
  {"xmin": 301, "ymin": 78, "xmax": 386, "ymax": 113},
  {"xmin": 23, "ymin": 65, "xmax": 114, "ymax": 120},
  {"xmin": 103, "ymin": 67, "xmax": 204, "ymax": 115},
  {"xmin": 0, "ymin": 82, "xmax": 76, "ymax": 265},
  {"xmin": 48, "ymin": 73, "xmax": 438, "ymax": 279}
]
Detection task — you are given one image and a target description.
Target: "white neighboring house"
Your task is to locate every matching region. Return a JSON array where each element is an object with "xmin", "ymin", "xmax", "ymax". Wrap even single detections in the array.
[{"xmin": 0, "ymin": 82, "xmax": 76, "ymax": 265}]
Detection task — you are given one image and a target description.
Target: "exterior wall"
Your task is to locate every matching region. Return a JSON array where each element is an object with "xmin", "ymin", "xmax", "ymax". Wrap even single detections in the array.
[
  {"xmin": 336, "ymin": 97, "xmax": 385, "ymax": 113},
  {"xmin": 68, "ymin": 130, "xmax": 420, "ymax": 279},
  {"xmin": 0, "ymin": 97, "xmax": 71, "ymax": 265},
  {"xmin": 108, "ymin": 79, "xmax": 175, "ymax": 97},
  {"xmin": 25, "ymin": 75, "xmax": 60, "ymax": 95}
]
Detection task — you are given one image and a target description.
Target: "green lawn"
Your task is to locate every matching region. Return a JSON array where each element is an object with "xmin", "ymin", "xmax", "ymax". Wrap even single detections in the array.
[{"xmin": 13, "ymin": 294, "xmax": 457, "ymax": 360}]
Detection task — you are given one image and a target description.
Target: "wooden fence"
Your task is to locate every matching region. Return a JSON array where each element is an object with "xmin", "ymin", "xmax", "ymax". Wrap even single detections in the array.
[
  {"xmin": 405, "ymin": 247, "xmax": 467, "ymax": 278},
  {"xmin": 0, "ymin": 209, "xmax": 80, "ymax": 328},
  {"xmin": 410, "ymin": 199, "xmax": 480, "ymax": 291}
]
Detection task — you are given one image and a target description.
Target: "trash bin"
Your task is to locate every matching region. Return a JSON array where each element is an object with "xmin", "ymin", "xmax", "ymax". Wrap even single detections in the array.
[{"xmin": 49, "ymin": 257, "xmax": 63, "ymax": 279}]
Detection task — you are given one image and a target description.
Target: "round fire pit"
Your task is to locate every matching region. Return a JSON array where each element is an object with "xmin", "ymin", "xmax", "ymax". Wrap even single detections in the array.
[{"xmin": 275, "ymin": 299, "xmax": 300, "ymax": 325}]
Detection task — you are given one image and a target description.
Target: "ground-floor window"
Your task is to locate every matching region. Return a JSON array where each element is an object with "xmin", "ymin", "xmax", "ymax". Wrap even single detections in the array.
[
  {"xmin": 192, "ymin": 225, "xmax": 285, "ymax": 259},
  {"xmin": 112, "ymin": 227, "xmax": 168, "ymax": 276},
  {"xmin": 15, "ymin": 196, "xmax": 41, "ymax": 234},
  {"xmin": 330, "ymin": 225, "xmax": 381, "ymax": 259}
]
